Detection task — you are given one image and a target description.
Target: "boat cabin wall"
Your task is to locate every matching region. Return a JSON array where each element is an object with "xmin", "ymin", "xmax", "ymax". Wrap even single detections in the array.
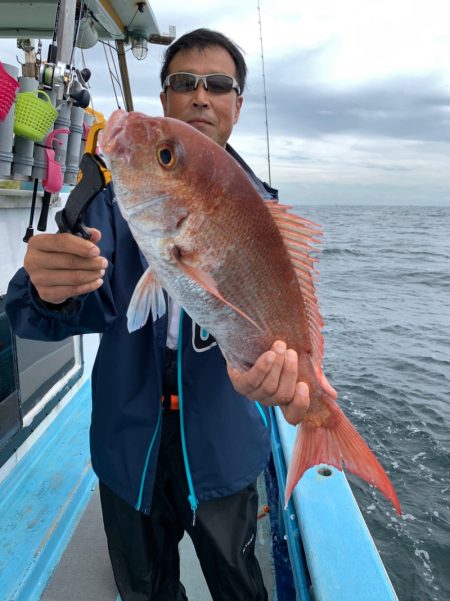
[
  {"xmin": 0, "ymin": 52, "xmax": 96, "ymax": 473},
  {"xmin": 0, "ymin": 197, "xmax": 88, "ymax": 477}
]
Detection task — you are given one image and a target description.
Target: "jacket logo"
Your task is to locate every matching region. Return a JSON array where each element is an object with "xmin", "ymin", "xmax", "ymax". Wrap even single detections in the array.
[{"xmin": 192, "ymin": 322, "xmax": 217, "ymax": 352}]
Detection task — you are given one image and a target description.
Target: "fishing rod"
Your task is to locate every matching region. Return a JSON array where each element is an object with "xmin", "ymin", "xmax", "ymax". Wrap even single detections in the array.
[{"xmin": 257, "ymin": 0, "xmax": 272, "ymax": 187}]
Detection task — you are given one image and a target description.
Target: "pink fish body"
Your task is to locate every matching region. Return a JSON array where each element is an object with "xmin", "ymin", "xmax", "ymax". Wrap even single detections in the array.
[{"xmin": 101, "ymin": 109, "xmax": 401, "ymax": 514}]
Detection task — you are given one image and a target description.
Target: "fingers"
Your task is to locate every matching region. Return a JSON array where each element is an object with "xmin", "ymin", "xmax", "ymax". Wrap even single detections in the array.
[
  {"xmin": 34, "ymin": 278, "xmax": 105, "ymax": 304},
  {"xmin": 23, "ymin": 230, "xmax": 107, "ymax": 304},
  {"xmin": 86, "ymin": 228, "xmax": 102, "ymax": 245},
  {"xmin": 227, "ymin": 339, "xmax": 311, "ymax": 425},
  {"xmin": 228, "ymin": 341, "xmax": 297, "ymax": 402},
  {"xmin": 26, "ymin": 229, "xmax": 102, "ymax": 258},
  {"xmin": 226, "ymin": 350, "xmax": 276, "ymax": 397},
  {"xmin": 259, "ymin": 343, "xmax": 298, "ymax": 405},
  {"xmin": 26, "ymin": 249, "xmax": 107, "ymax": 277},
  {"xmin": 280, "ymin": 381, "xmax": 310, "ymax": 425}
]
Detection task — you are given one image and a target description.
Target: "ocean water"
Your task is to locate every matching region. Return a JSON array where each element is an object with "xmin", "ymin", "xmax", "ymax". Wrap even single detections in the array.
[{"xmin": 293, "ymin": 205, "xmax": 450, "ymax": 601}]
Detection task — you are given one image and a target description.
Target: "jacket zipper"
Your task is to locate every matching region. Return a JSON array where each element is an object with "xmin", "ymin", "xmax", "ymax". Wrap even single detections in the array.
[
  {"xmin": 254, "ymin": 401, "xmax": 269, "ymax": 428},
  {"xmin": 135, "ymin": 402, "xmax": 162, "ymax": 511},
  {"xmin": 177, "ymin": 309, "xmax": 199, "ymax": 525}
]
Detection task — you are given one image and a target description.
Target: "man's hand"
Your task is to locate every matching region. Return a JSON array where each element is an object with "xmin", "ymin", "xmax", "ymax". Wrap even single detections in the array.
[
  {"xmin": 227, "ymin": 340, "xmax": 310, "ymax": 425},
  {"xmin": 24, "ymin": 228, "xmax": 107, "ymax": 304}
]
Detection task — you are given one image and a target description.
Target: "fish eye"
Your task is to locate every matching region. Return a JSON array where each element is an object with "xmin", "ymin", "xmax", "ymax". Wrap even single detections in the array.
[
  {"xmin": 157, "ymin": 145, "xmax": 176, "ymax": 168},
  {"xmin": 159, "ymin": 148, "xmax": 172, "ymax": 164}
]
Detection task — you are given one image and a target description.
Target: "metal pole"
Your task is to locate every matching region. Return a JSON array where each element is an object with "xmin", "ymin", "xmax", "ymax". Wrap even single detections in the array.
[
  {"xmin": 56, "ymin": 0, "xmax": 77, "ymax": 63},
  {"xmin": 257, "ymin": 0, "xmax": 272, "ymax": 187},
  {"xmin": 115, "ymin": 40, "xmax": 134, "ymax": 112}
]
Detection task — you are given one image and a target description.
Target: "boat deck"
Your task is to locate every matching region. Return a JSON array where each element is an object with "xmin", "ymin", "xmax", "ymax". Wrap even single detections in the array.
[
  {"xmin": 40, "ymin": 480, "xmax": 276, "ymax": 601},
  {"xmin": 0, "ymin": 375, "xmax": 276, "ymax": 601},
  {"xmin": 39, "ymin": 486, "xmax": 120, "ymax": 601}
]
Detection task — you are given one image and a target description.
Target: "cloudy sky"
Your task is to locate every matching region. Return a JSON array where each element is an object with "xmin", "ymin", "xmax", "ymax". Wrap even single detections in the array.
[{"xmin": 1, "ymin": 0, "xmax": 449, "ymax": 205}]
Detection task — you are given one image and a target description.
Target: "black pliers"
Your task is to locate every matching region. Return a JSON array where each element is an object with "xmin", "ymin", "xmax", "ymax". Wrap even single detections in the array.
[{"xmin": 55, "ymin": 121, "xmax": 111, "ymax": 239}]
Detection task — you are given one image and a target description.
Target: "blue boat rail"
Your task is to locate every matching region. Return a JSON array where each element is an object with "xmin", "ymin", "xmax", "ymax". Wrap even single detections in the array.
[{"xmin": 271, "ymin": 406, "xmax": 399, "ymax": 601}]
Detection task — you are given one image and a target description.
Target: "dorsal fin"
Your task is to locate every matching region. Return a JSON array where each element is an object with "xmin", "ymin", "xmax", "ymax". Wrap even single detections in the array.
[{"xmin": 266, "ymin": 201, "xmax": 325, "ymax": 377}]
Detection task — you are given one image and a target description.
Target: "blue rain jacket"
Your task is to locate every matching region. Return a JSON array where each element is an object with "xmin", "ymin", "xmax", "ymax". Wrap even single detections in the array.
[{"xmin": 6, "ymin": 145, "xmax": 278, "ymax": 514}]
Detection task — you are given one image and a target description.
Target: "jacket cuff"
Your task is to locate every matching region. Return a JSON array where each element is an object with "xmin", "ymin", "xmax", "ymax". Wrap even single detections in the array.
[{"xmin": 30, "ymin": 282, "xmax": 82, "ymax": 317}]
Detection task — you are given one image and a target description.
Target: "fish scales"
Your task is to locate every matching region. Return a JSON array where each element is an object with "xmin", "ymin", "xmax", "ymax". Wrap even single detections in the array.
[{"xmin": 101, "ymin": 109, "xmax": 401, "ymax": 513}]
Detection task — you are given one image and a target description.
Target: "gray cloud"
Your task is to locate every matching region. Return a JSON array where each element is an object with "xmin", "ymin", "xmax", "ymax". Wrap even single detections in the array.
[{"xmin": 242, "ymin": 52, "xmax": 450, "ymax": 144}]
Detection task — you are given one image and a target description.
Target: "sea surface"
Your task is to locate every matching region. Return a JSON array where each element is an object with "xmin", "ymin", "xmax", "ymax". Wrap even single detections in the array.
[{"xmin": 293, "ymin": 205, "xmax": 450, "ymax": 601}]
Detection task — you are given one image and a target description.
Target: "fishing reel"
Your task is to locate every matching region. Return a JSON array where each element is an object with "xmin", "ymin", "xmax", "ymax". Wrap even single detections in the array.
[
  {"xmin": 39, "ymin": 60, "xmax": 70, "ymax": 101},
  {"xmin": 39, "ymin": 60, "xmax": 91, "ymax": 108}
]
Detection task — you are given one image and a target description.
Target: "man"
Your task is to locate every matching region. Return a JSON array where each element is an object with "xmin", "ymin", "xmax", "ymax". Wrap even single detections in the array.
[{"xmin": 6, "ymin": 29, "xmax": 309, "ymax": 601}]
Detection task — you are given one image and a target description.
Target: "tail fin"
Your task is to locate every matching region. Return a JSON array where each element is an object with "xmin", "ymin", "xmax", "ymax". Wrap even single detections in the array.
[{"xmin": 285, "ymin": 405, "xmax": 401, "ymax": 514}]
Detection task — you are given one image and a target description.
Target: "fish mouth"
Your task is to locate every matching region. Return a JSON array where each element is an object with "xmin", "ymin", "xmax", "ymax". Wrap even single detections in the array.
[
  {"xmin": 100, "ymin": 109, "xmax": 129, "ymax": 154},
  {"xmin": 101, "ymin": 110, "xmax": 161, "ymax": 162}
]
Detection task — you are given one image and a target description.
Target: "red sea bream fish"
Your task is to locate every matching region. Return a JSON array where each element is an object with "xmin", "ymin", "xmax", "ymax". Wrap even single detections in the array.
[{"xmin": 100, "ymin": 109, "xmax": 401, "ymax": 514}]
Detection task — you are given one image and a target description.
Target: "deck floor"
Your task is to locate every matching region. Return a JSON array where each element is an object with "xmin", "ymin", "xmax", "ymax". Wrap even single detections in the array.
[{"xmin": 41, "ymin": 480, "xmax": 276, "ymax": 601}]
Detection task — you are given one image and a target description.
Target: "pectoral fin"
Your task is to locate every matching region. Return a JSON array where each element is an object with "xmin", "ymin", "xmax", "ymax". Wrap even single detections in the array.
[
  {"xmin": 174, "ymin": 255, "xmax": 261, "ymax": 331},
  {"xmin": 127, "ymin": 267, "xmax": 166, "ymax": 332}
]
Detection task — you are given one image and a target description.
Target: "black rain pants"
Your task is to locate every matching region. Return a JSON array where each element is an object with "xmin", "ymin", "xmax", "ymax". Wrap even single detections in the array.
[{"xmin": 99, "ymin": 409, "xmax": 268, "ymax": 601}]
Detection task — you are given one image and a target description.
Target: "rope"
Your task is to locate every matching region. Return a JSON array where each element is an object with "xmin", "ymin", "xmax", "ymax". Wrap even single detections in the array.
[
  {"xmin": 101, "ymin": 41, "xmax": 123, "ymax": 109},
  {"xmin": 127, "ymin": 7, "xmax": 140, "ymax": 30}
]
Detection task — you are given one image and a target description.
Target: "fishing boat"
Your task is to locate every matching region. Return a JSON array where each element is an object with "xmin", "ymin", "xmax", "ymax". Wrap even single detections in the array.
[{"xmin": 0, "ymin": 2, "xmax": 400, "ymax": 599}]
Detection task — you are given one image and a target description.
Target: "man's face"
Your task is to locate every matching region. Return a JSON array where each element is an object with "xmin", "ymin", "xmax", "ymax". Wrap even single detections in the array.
[{"xmin": 160, "ymin": 46, "xmax": 243, "ymax": 147}]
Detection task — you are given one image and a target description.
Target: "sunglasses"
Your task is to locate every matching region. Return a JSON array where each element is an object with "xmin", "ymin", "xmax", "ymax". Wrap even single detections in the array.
[{"xmin": 163, "ymin": 72, "xmax": 241, "ymax": 95}]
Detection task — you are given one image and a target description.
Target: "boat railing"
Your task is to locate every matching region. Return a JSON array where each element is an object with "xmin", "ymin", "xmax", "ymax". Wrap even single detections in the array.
[{"xmin": 271, "ymin": 406, "xmax": 399, "ymax": 601}]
